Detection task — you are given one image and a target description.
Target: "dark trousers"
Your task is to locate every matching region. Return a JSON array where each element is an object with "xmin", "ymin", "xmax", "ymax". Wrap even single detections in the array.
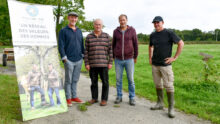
[{"xmin": 89, "ymin": 67, "xmax": 109, "ymax": 101}]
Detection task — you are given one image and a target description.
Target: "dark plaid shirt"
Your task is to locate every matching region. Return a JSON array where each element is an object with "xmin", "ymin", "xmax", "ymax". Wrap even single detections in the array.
[{"xmin": 84, "ymin": 32, "xmax": 113, "ymax": 67}]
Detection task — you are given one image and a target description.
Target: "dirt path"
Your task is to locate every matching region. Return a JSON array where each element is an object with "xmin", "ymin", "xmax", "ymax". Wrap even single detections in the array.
[{"xmin": 26, "ymin": 74, "xmax": 211, "ymax": 124}]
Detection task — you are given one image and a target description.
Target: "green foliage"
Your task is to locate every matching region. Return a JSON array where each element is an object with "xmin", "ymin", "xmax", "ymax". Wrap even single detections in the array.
[
  {"xmin": 137, "ymin": 33, "xmax": 149, "ymax": 43},
  {"xmin": 202, "ymin": 59, "xmax": 220, "ymax": 83},
  {"xmin": 138, "ymin": 28, "xmax": 220, "ymax": 43},
  {"xmin": 84, "ymin": 101, "xmax": 92, "ymax": 106},
  {"xmin": 113, "ymin": 105, "xmax": 120, "ymax": 108},
  {"xmin": 78, "ymin": 103, "xmax": 87, "ymax": 111},
  {"xmin": 0, "ymin": 0, "xmax": 12, "ymax": 45},
  {"xmin": 54, "ymin": 0, "xmax": 93, "ymax": 34}
]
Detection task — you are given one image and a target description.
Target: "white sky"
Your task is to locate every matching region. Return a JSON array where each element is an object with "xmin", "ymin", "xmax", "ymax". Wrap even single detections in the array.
[{"xmin": 84, "ymin": 0, "xmax": 220, "ymax": 35}]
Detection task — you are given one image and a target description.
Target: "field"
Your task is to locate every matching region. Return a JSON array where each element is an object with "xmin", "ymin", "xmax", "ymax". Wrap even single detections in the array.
[{"xmin": 0, "ymin": 44, "xmax": 220, "ymax": 123}]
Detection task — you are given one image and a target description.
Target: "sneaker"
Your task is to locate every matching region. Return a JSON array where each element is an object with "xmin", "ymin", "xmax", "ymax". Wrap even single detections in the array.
[
  {"xmin": 71, "ymin": 97, "xmax": 83, "ymax": 103},
  {"xmin": 66, "ymin": 99, "xmax": 72, "ymax": 107},
  {"xmin": 31, "ymin": 107, "xmax": 35, "ymax": 110},
  {"xmin": 129, "ymin": 99, "xmax": 136, "ymax": 106},
  {"xmin": 114, "ymin": 97, "xmax": 122, "ymax": 104},
  {"xmin": 88, "ymin": 99, "xmax": 98, "ymax": 104}
]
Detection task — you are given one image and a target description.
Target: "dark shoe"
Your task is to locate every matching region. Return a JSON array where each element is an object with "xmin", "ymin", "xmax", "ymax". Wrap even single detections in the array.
[
  {"xmin": 114, "ymin": 97, "xmax": 122, "ymax": 104},
  {"xmin": 151, "ymin": 89, "xmax": 164, "ymax": 110},
  {"xmin": 167, "ymin": 92, "xmax": 175, "ymax": 118},
  {"xmin": 88, "ymin": 99, "xmax": 98, "ymax": 104},
  {"xmin": 100, "ymin": 100, "xmax": 107, "ymax": 106},
  {"xmin": 129, "ymin": 99, "xmax": 136, "ymax": 106}
]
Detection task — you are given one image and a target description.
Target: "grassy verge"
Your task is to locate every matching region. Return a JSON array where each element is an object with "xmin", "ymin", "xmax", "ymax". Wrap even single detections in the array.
[{"xmin": 0, "ymin": 74, "xmax": 22, "ymax": 124}]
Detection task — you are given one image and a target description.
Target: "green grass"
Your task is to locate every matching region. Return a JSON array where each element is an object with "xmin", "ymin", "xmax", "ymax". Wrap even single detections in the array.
[
  {"xmin": 0, "ymin": 74, "xmax": 22, "ymax": 124},
  {"xmin": 82, "ymin": 44, "xmax": 220, "ymax": 123},
  {"xmin": 20, "ymin": 90, "xmax": 68, "ymax": 121}
]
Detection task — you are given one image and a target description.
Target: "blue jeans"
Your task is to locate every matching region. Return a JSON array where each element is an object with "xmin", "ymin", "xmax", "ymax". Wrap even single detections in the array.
[
  {"xmin": 64, "ymin": 59, "xmax": 83, "ymax": 99},
  {"xmin": 115, "ymin": 58, "xmax": 135, "ymax": 99},
  {"xmin": 30, "ymin": 86, "xmax": 46, "ymax": 107},
  {"xmin": 48, "ymin": 87, "xmax": 61, "ymax": 106}
]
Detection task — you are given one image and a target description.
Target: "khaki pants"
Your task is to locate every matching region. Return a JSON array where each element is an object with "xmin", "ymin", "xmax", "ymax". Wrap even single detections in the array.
[{"xmin": 152, "ymin": 65, "xmax": 174, "ymax": 92}]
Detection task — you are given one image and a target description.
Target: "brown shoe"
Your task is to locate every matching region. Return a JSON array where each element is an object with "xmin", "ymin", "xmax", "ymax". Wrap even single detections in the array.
[
  {"xmin": 100, "ymin": 100, "xmax": 107, "ymax": 106},
  {"xmin": 88, "ymin": 99, "xmax": 98, "ymax": 104}
]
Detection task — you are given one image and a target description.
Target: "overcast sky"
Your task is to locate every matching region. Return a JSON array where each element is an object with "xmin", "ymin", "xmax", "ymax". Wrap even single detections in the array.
[{"xmin": 84, "ymin": 0, "xmax": 220, "ymax": 35}]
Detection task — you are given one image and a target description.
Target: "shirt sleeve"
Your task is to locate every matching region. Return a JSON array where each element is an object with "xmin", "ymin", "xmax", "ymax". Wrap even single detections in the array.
[
  {"xmin": 132, "ymin": 28, "xmax": 138, "ymax": 59},
  {"xmin": 149, "ymin": 34, "xmax": 153, "ymax": 46},
  {"xmin": 84, "ymin": 36, "xmax": 89, "ymax": 66},
  {"xmin": 58, "ymin": 29, "xmax": 66, "ymax": 58},
  {"xmin": 169, "ymin": 30, "xmax": 181, "ymax": 43},
  {"xmin": 107, "ymin": 34, "xmax": 113, "ymax": 65},
  {"xmin": 81, "ymin": 31, "xmax": 85, "ymax": 55},
  {"xmin": 112, "ymin": 30, "xmax": 116, "ymax": 59}
]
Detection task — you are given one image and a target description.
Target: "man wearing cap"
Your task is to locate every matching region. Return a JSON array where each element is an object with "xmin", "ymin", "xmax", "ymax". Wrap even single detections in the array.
[
  {"xmin": 58, "ymin": 12, "xmax": 84, "ymax": 107},
  {"xmin": 149, "ymin": 16, "xmax": 184, "ymax": 118},
  {"xmin": 84, "ymin": 19, "xmax": 113, "ymax": 106},
  {"xmin": 112, "ymin": 14, "xmax": 138, "ymax": 106}
]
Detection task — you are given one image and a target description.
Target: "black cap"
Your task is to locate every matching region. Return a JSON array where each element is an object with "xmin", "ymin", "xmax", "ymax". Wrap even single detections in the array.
[
  {"xmin": 68, "ymin": 12, "xmax": 78, "ymax": 17},
  {"xmin": 152, "ymin": 16, "xmax": 163, "ymax": 23}
]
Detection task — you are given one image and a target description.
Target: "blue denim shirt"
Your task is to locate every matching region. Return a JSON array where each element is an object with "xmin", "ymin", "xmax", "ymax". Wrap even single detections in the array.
[{"xmin": 58, "ymin": 26, "xmax": 84, "ymax": 62}]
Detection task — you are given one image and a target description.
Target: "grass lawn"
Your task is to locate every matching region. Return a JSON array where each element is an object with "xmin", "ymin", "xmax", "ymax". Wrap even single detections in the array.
[
  {"xmin": 82, "ymin": 44, "xmax": 220, "ymax": 123},
  {"xmin": 0, "ymin": 74, "xmax": 22, "ymax": 124}
]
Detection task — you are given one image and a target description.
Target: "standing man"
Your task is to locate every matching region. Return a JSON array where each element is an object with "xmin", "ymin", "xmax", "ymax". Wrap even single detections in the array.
[
  {"xmin": 58, "ymin": 12, "xmax": 84, "ymax": 107},
  {"xmin": 112, "ymin": 14, "xmax": 138, "ymax": 106},
  {"xmin": 84, "ymin": 19, "xmax": 113, "ymax": 106},
  {"xmin": 149, "ymin": 16, "xmax": 184, "ymax": 118},
  {"xmin": 47, "ymin": 63, "xmax": 61, "ymax": 106},
  {"xmin": 27, "ymin": 64, "xmax": 47, "ymax": 110}
]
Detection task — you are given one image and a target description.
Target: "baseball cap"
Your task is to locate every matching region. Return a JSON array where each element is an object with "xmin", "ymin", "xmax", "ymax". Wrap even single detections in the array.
[
  {"xmin": 152, "ymin": 16, "xmax": 163, "ymax": 23},
  {"xmin": 68, "ymin": 12, "xmax": 78, "ymax": 17}
]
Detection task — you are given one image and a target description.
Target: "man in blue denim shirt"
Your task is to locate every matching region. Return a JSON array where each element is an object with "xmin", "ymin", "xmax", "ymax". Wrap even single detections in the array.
[{"xmin": 58, "ymin": 12, "xmax": 84, "ymax": 107}]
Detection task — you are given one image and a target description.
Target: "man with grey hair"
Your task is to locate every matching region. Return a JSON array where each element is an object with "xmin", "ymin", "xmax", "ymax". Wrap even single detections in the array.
[
  {"xmin": 84, "ymin": 19, "xmax": 113, "ymax": 106},
  {"xmin": 58, "ymin": 12, "xmax": 84, "ymax": 107}
]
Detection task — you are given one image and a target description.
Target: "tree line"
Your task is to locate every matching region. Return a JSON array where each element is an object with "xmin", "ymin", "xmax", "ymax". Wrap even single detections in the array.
[{"xmin": 138, "ymin": 28, "xmax": 220, "ymax": 43}]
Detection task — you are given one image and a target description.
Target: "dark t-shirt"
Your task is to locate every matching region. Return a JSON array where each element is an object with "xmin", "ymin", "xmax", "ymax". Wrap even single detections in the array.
[{"xmin": 150, "ymin": 29, "xmax": 181, "ymax": 66}]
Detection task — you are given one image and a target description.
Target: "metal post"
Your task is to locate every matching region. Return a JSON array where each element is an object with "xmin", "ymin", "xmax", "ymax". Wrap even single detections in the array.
[{"xmin": 216, "ymin": 30, "xmax": 218, "ymax": 41}]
